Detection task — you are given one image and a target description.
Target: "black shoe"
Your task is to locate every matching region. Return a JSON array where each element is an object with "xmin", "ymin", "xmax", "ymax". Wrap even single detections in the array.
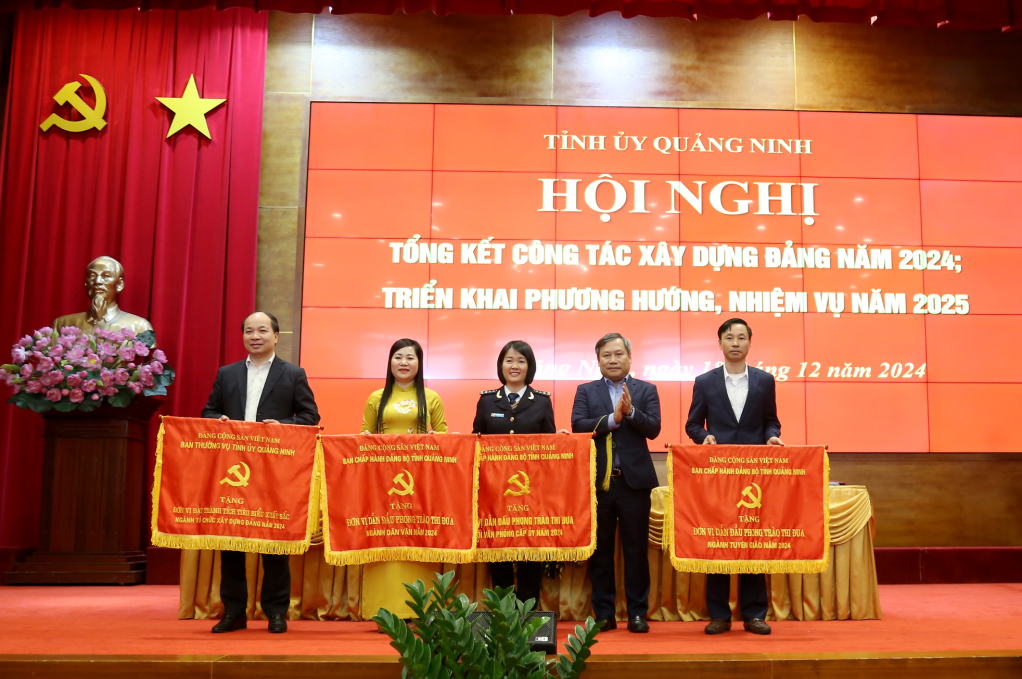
[
  {"xmin": 212, "ymin": 614, "xmax": 247, "ymax": 633},
  {"xmin": 594, "ymin": 616, "xmax": 617, "ymax": 632},
  {"xmin": 268, "ymin": 614, "xmax": 287, "ymax": 633},
  {"xmin": 627, "ymin": 616, "xmax": 649, "ymax": 633},
  {"xmin": 704, "ymin": 618, "xmax": 731, "ymax": 635}
]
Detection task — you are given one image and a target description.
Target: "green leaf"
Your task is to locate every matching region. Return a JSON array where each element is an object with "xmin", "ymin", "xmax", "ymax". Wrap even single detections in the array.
[
  {"xmin": 142, "ymin": 384, "xmax": 167, "ymax": 397},
  {"xmin": 52, "ymin": 399, "xmax": 78, "ymax": 413},
  {"xmin": 136, "ymin": 330, "xmax": 157, "ymax": 348},
  {"xmin": 107, "ymin": 389, "xmax": 134, "ymax": 408}
]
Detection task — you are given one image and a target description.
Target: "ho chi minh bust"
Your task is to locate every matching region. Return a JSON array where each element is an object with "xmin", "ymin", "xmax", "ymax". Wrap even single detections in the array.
[{"xmin": 53, "ymin": 256, "xmax": 154, "ymax": 337}]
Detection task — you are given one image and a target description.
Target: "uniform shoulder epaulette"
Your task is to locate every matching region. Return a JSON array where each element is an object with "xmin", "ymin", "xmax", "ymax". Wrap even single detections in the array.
[
  {"xmin": 480, "ymin": 388, "xmax": 500, "ymax": 395},
  {"xmin": 532, "ymin": 389, "xmax": 551, "ymax": 396}
]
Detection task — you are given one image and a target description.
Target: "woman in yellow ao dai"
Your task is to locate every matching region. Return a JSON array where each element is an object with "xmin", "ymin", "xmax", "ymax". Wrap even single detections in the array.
[{"xmin": 359, "ymin": 338, "xmax": 447, "ymax": 619}]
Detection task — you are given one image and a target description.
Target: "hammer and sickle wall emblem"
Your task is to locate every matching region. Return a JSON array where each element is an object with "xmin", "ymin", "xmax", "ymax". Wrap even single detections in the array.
[
  {"xmin": 219, "ymin": 462, "xmax": 251, "ymax": 488},
  {"xmin": 737, "ymin": 482, "xmax": 762, "ymax": 509},
  {"xmin": 387, "ymin": 470, "xmax": 415, "ymax": 496},
  {"xmin": 504, "ymin": 470, "xmax": 531, "ymax": 497},
  {"xmin": 40, "ymin": 74, "xmax": 108, "ymax": 133}
]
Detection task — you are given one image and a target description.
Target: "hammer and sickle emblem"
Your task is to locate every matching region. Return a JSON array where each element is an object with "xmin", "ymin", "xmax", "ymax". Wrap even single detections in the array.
[
  {"xmin": 219, "ymin": 462, "xmax": 251, "ymax": 488},
  {"xmin": 504, "ymin": 471, "xmax": 531, "ymax": 497},
  {"xmin": 40, "ymin": 74, "xmax": 108, "ymax": 133},
  {"xmin": 387, "ymin": 470, "xmax": 415, "ymax": 496},
  {"xmin": 737, "ymin": 482, "xmax": 762, "ymax": 509}
]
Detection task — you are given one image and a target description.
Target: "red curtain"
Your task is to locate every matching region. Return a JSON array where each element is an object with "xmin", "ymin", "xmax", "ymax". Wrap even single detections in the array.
[
  {"xmin": 0, "ymin": 7, "xmax": 266, "ymax": 548},
  {"xmin": 0, "ymin": 0, "xmax": 1018, "ymax": 28}
]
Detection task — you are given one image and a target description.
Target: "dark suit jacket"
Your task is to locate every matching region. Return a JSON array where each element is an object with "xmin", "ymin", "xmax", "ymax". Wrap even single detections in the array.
[
  {"xmin": 570, "ymin": 375, "xmax": 660, "ymax": 490},
  {"xmin": 685, "ymin": 366, "xmax": 780, "ymax": 445},
  {"xmin": 472, "ymin": 385, "xmax": 555, "ymax": 435},
  {"xmin": 202, "ymin": 357, "xmax": 320, "ymax": 426}
]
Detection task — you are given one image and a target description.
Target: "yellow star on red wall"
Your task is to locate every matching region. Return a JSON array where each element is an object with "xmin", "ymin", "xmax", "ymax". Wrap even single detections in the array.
[{"xmin": 156, "ymin": 75, "xmax": 226, "ymax": 139}]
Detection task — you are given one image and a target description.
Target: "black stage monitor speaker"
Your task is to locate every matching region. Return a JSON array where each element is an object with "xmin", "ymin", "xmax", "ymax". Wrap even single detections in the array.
[{"xmin": 467, "ymin": 610, "xmax": 558, "ymax": 654}]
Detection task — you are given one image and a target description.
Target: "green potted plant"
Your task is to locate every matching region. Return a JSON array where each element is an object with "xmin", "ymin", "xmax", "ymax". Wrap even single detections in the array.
[{"xmin": 373, "ymin": 571, "xmax": 602, "ymax": 679}]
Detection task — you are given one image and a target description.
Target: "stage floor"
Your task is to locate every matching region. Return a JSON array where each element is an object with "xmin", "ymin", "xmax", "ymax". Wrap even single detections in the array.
[{"xmin": 0, "ymin": 584, "xmax": 1020, "ymax": 678}]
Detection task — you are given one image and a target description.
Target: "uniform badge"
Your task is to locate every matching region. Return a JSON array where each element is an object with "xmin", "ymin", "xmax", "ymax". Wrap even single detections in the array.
[{"xmin": 491, "ymin": 413, "xmax": 504, "ymax": 418}]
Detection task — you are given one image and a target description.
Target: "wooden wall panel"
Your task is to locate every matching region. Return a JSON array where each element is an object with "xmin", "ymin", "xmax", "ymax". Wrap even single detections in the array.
[
  {"xmin": 553, "ymin": 14, "xmax": 795, "ymax": 108},
  {"xmin": 257, "ymin": 11, "xmax": 1022, "ymax": 546},
  {"xmin": 794, "ymin": 20, "xmax": 1022, "ymax": 115}
]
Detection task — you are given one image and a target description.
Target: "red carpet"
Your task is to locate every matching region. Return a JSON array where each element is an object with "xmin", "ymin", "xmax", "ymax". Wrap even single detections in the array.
[{"xmin": 0, "ymin": 584, "xmax": 1020, "ymax": 656}]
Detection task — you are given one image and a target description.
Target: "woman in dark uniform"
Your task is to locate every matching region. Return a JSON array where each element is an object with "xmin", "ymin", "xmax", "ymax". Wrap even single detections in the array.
[{"xmin": 472, "ymin": 340, "xmax": 565, "ymax": 607}]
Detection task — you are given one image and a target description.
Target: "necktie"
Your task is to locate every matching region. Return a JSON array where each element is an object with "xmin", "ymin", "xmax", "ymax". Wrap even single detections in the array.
[{"xmin": 508, "ymin": 392, "xmax": 519, "ymax": 409}]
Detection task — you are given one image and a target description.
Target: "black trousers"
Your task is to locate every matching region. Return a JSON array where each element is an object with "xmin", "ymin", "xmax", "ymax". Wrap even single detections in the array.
[
  {"xmin": 220, "ymin": 550, "xmax": 291, "ymax": 617},
  {"xmin": 589, "ymin": 477, "xmax": 651, "ymax": 619},
  {"xmin": 706, "ymin": 573, "xmax": 768, "ymax": 621},
  {"xmin": 489, "ymin": 561, "xmax": 543, "ymax": 607}
]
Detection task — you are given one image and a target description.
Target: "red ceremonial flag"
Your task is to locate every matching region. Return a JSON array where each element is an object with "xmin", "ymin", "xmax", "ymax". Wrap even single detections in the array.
[
  {"xmin": 319, "ymin": 434, "xmax": 479, "ymax": 566},
  {"xmin": 475, "ymin": 433, "xmax": 596, "ymax": 561},
  {"xmin": 667, "ymin": 444, "xmax": 830, "ymax": 574},
  {"xmin": 151, "ymin": 416, "xmax": 320, "ymax": 553}
]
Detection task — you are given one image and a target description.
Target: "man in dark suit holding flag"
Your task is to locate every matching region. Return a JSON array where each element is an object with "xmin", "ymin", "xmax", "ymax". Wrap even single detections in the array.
[
  {"xmin": 685, "ymin": 318, "xmax": 783, "ymax": 636},
  {"xmin": 202, "ymin": 310, "xmax": 320, "ymax": 634},
  {"xmin": 571, "ymin": 333, "xmax": 661, "ymax": 634}
]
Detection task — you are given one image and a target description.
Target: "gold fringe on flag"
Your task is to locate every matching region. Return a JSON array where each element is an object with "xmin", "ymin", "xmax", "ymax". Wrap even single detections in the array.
[
  {"xmin": 475, "ymin": 438, "xmax": 599, "ymax": 563},
  {"xmin": 664, "ymin": 446, "xmax": 832, "ymax": 575},
  {"xmin": 320, "ymin": 436, "xmax": 482, "ymax": 567},
  {"xmin": 150, "ymin": 418, "xmax": 321, "ymax": 555}
]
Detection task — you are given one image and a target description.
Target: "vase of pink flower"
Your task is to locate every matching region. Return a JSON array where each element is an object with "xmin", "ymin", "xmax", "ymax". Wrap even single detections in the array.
[{"xmin": 2, "ymin": 326, "xmax": 175, "ymax": 413}]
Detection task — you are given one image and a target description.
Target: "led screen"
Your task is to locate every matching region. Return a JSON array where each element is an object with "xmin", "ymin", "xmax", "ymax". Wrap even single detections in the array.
[{"xmin": 301, "ymin": 103, "xmax": 1022, "ymax": 453}]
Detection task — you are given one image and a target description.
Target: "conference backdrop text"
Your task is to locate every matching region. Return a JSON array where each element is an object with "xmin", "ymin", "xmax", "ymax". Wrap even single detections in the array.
[{"xmin": 301, "ymin": 104, "xmax": 1022, "ymax": 453}]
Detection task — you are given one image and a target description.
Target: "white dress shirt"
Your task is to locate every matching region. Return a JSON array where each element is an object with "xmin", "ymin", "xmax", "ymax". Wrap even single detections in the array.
[
  {"xmin": 244, "ymin": 353, "xmax": 275, "ymax": 422},
  {"xmin": 723, "ymin": 364, "xmax": 749, "ymax": 422},
  {"xmin": 505, "ymin": 385, "xmax": 528, "ymax": 404}
]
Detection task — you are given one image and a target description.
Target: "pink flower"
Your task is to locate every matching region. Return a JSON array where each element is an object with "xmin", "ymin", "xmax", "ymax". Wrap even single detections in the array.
[
  {"xmin": 78, "ymin": 371, "xmax": 88, "ymax": 379},
  {"xmin": 63, "ymin": 364, "xmax": 74, "ymax": 372},
  {"xmin": 75, "ymin": 334, "xmax": 89, "ymax": 347},
  {"xmin": 82, "ymin": 379, "xmax": 98, "ymax": 393},
  {"xmin": 121, "ymin": 328, "xmax": 135, "ymax": 340},
  {"xmin": 57, "ymin": 336, "xmax": 75, "ymax": 349},
  {"xmin": 128, "ymin": 381, "xmax": 143, "ymax": 394},
  {"xmin": 127, "ymin": 363, "xmax": 135, "ymax": 369},
  {"xmin": 113, "ymin": 368, "xmax": 130, "ymax": 385},
  {"xmin": 47, "ymin": 370, "xmax": 64, "ymax": 385},
  {"xmin": 99, "ymin": 385, "xmax": 118, "ymax": 397},
  {"xmin": 2, "ymin": 374, "xmax": 13, "ymax": 387},
  {"xmin": 69, "ymin": 389, "xmax": 84, "ymax": 403},
  {"xmin": 38, "ymin": 356, "xmax": 54, "ymax": 372},
  {"xmin": 66, "ymin": 347, "xmax": 86, "ymax": 365},
  {"xmin": 17, "ymin": 336, "xmax": 33, "ymax": 348},
  {"xmin": 19, "ymin": 365, "xmax": 32, "ymax": 378},
  {"xmin": 133, "ymin": 341, "xmax": 149, "ymax": 358},
  {"xmin": 66, "ymin": 374, "xmax": 82, "ymax": 389},
  {"xmin": 84, "ymin": 353, "xmax": 101, "ymax": 369},
  {"xmin": 12, "ymin": 385, "xmax": 20, "ymax": 394},
  {"xmin": 153, "ymin": 349, "xmax": 167, "ymax": 363},
  {"xmin": 149, "ymin": 361, "xmax": 163, "ymax": 375},
  {"xmin": 99, "ymin": 368, "xmax": 114, "ymax": 384},
  {"xmin": 11, "ymin": 347, "xmax": 26, "ymax": 363},
  {"xmin": 26, "ymin": 380, "xmax": 43, "ymax": 393},
  {"xmin": 98, "ymin": 342, "xmax": 116, "ymax": 357},
  {"xmin": 34, "ymin": 337, "xmax": 51, "ymax": 350},
  {"xmin": 49, "ymin": 344, "xmax": 65, "ymax": 358},
  {"xmin": 39, "ymin": 373, "xmax": 54, "ymax": 388},
  {"xmin": 60, "ymin": 326, "xmax": 80, "ymax": 337},
  {"xmin": 117, "ymin": 345, "xmax": 135, "ymax": 362},
  {"xmin": 61, "ymin": 388, "xmax": 69, "ymax": 396},
  {"xmin": 91, "ymin": 393, "xmax": 100, "ymax": 401},
  {"xmin": 45, "ymin": 388, "xmax": 62, "ymax": 402},
  {"xmin": 38, "ymin": 327, "xmax": 53, "ymax": 336},
  {"xmin": 139, "ymin": 370, "xmax": 155, "ymax": 388}
]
